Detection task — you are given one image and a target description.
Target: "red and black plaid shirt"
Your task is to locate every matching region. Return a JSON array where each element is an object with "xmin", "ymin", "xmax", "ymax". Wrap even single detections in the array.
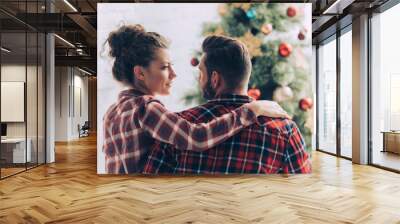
[
  {"xmin": 143, "ymin": 94, "xmax": 311, "ymax": 174},
  {"xmin": 102, "ymin": 89, "xmax": 257, "ymax": 174}
]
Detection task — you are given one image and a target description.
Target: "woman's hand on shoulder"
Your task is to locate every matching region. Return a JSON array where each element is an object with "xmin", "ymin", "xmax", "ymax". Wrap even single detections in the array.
[{"xmin": 245, "ymin": 100, "xmax": 291, "ymax": 119}]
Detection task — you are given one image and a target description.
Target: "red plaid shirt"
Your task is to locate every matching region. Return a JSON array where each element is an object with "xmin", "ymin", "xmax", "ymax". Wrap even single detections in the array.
[
  {"xmin": 143, "ymin": 94, "xmax": 311, "ymax": 174},
  {"xmin": 102, "ymin": 89, "xmax": 257, "ymax": 174}
]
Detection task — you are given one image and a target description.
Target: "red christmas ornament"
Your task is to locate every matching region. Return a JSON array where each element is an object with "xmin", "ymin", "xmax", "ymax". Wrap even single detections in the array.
[
  {"xmin": 299, "ymin": 97, "xmax": 313, "ymax": 111},
  {"xmin": 287, "ymin": 6, "xmax": 297, "ymax": 17},
  {"xmin": 191, "ymin": 57, "xmax": 199, "ymax": 66},
  {"xmin": 298, "ymin": 31, "xmax": 305, "ymax": 40},
  {"xmin": 248, "ymin": 88, "xmax": 261, "ymax": 100},
  {"xmin": 278, "ymin": 42, "xmax": 292, "ymax": 58}
]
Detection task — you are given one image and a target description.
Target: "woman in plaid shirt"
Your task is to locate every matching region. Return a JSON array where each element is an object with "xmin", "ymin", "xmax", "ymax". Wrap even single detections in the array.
[{"xmin": 103, "ymin": 25, "xmax": 289, "ymax": 174}]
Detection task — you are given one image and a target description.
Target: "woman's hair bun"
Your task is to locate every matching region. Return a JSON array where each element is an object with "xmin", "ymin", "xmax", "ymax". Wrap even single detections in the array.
[{"xmin": 108, "ymin": 24, "xmax": 146, "ymax": 58}]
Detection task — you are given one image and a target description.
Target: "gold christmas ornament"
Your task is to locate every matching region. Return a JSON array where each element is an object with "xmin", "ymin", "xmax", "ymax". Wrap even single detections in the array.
[
  {"xmin": 261, "ymin": 23, "xmax": 273, "ymax": 35},
  {"xmin": 217, "ymin": 4, "xmax": 228, "ymax": 16},
  {"xmin": 238, "ymin": 32, "xmax": 262, "ymax": 58},
  {"xmin": 241, "ymin": 4, "xmax": 251, "ymax": 11},
  {"xmin": 232, "ymin": 3, "xmax": 242, "ymax": 8},
  {"xmin": 272, "ymin": 86, "xmax": 293, "ymax": 102},
  {"xmin": 231, "ymin": 3, "xmax": 251, "ymax": 11}
]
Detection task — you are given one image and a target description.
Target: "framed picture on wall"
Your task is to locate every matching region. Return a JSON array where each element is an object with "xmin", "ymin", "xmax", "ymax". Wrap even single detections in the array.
[{"xmin": 1, "ymin": 81, "xmax": 25, "ymax": 122}]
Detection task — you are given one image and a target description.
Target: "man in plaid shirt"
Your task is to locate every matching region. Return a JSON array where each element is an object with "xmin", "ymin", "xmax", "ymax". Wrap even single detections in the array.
[{"xmin": 143, "ymin": 35, "xmax": 311, "ymax": 174}]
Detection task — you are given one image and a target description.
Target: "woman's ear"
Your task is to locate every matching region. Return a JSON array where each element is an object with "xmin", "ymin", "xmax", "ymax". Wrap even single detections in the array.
[{"xmin": 133, "ymin": 66, "xmax": 145, "ymax": 81}]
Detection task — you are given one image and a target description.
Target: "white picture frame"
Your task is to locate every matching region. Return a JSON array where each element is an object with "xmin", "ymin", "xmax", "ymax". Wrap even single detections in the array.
[{"xmin": 1, "ymin": 81, "xmax": 25, "ymax": 122}]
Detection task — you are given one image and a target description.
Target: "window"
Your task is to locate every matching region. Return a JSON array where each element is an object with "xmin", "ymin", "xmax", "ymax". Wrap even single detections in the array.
[
  {"xmin": 0, "ymin": 1, "xmax": 47, "ymax": 179},
  {"xmin": 370, "ymin": 3, "xmax": 400, "ymax": 171},
  {"xmin": 340, "ymin": 29, "xmax": 352, "ymax": 158},
  {"xmin": 317, "ymin": 37, "xmax": 337, "ymax": 154}
]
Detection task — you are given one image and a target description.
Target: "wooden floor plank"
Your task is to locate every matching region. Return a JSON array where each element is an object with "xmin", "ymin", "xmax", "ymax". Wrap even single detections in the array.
[{"xmin": 0, "ymin": 134, "xmax": 400, "ymax": 223}]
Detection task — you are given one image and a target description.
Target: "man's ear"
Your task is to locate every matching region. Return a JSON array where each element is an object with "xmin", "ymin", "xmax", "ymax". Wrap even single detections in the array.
[
  {"xmin": 133, "ymin": 66, "xmax": 145, "ymax": 81},
  {"xmin": 211, "ymin": 71, "xmax": 222, "ymax": 89}
]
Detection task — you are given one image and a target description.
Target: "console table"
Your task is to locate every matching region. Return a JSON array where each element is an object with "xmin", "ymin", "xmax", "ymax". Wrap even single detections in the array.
[
  {"xmin": 382, "ymin": 131, "xmax": 400, "ymax": 154},
  {"xmin": 1, "ymin": 138, "xmax": 32, "ymax": 164}
]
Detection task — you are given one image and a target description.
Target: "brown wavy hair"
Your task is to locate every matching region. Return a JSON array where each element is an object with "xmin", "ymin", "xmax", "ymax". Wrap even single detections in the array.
[{"xmin": 107, "ymin": 24, "xmax": 169, "ymax": 88}]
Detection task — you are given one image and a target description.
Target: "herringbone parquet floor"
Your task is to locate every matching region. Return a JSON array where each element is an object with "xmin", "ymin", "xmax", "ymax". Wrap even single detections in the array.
[{"xmin": 1, "ymin": 134, "xmax": 400, "ymax": 224}]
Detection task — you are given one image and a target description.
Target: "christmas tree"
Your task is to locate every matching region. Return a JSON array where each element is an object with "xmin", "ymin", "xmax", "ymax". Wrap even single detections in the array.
[{"xmin": 184, "ymin": 3, "xmax": 313, "ymax": 153}]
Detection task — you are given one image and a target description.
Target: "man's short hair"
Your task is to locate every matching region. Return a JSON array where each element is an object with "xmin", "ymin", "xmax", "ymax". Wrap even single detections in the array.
[{"xmin": 202, "ymin": 35, "xmax": 252, "ymax": 91}]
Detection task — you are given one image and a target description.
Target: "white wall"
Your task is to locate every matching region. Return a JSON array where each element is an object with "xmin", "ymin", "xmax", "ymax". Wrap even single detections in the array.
[
  {"xmin": 71, "ymin": 73, "xmax": 89, "ymax": 138},
  {"xmin": 55, "ymin": 67, "xmax": 68, "ymax": 141},
  {"xmin": 54, "ymin": 67, "xmax": 89, "ymax": 141}
]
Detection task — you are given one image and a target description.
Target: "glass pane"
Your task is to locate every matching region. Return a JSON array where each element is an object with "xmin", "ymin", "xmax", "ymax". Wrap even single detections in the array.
[
  {"xmin": 27, "ymin": 31, "xmax": 38, "ymax": 169},
  {"xmin": 371, "ymin": 4, "xmax": 400, "ymax": 171},
  {"xmin": 318, "ymin": 38, "xmax": 337, "ymax": 154},
  {"xmin": 1, "ymin": 31, "xmax": 27, "ymax": 177},
  {"xmin": 38, "ymin": 32, "xmax": 45, "ymax": 165},
  {"xmin": 340, "ymin": 29, "xmax": 352, "ymax": 158},
  {"xmin": 0, "ymin": 1, "xmax": 46, "ymax": 178}
]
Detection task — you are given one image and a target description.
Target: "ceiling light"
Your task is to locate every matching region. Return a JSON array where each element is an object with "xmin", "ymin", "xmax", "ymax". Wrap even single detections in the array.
[
  {"xmin": 78, "ymin": 67, "xmax": 92, "ymax": 76},
  {"xmin": 1, "ymin": 47, "xmax": 11, "ymax": 53},
  {"xmin": 63, "ymin": 0, "xmax": 78, "ymax": 12},
  {"xmin": 322, "ymin": 0, "xmax": 354, "ymax": 15},
  {"xmin": 54, "ymin": 34, "xmax": 75, "ymax": 48},
  {"xmin": 323, "ymin": 0, "xmax": 342, "ymax": 14}
]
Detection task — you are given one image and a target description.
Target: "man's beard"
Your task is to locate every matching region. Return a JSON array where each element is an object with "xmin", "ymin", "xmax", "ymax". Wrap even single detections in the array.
[{"xmin": 202, "ymin": 77, "xmax": 216, "ymax": 100}]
